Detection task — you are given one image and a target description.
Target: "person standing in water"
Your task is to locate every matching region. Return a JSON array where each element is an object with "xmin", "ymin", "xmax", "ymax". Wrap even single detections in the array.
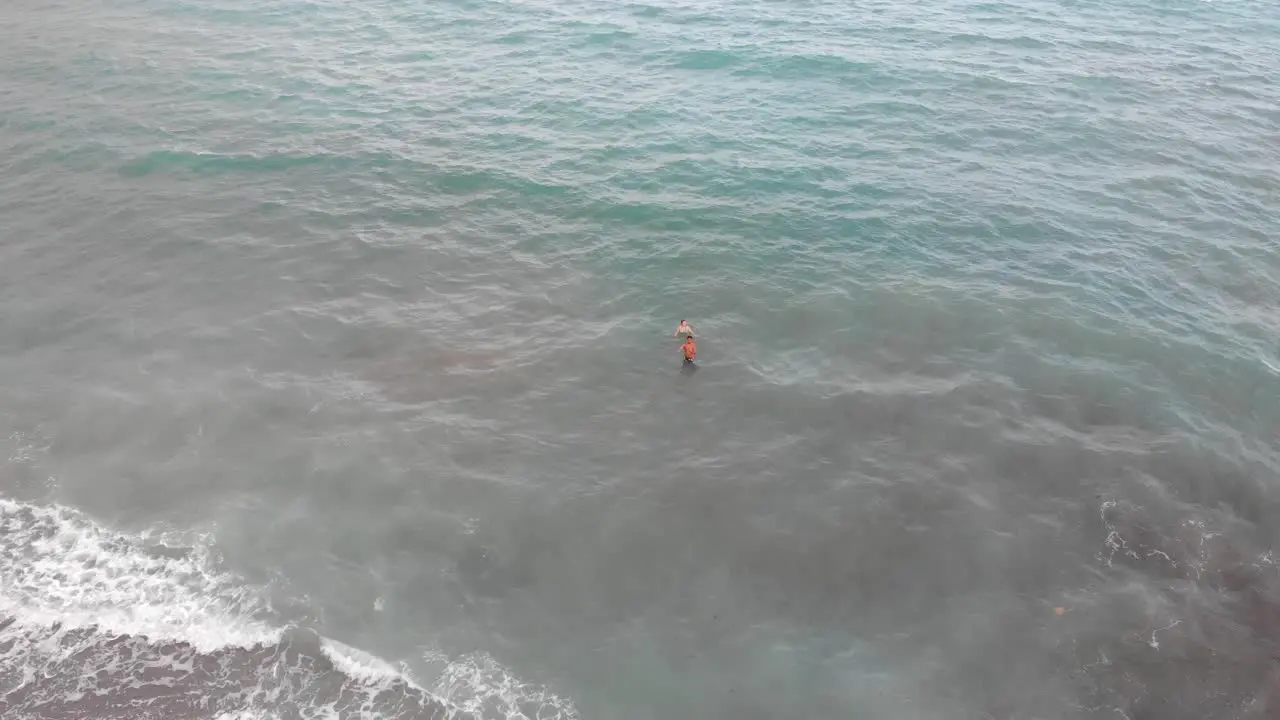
[
  {"xmin": 674, "ymin": 319, "xmax": 693, "ymax": 337},
  {"xmin": 681, "ymin": 333, "xmax": 697, "ymax": 365}
]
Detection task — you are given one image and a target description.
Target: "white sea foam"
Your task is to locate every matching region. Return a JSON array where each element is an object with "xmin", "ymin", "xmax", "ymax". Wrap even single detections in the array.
[
  {"xmin": 429, "ymin": 652, "xmax": 580, "ymax": 720},
  {"xmin": 320, "ymin": 635, "xmax": 407, "ymax": 683},
  {"xmin": 0, "ymin": 498, "xmax": 274, "ymax": 652},
  {"xmin": 0, "ymin": 498, "xmax": 578, "ymax": 720}
]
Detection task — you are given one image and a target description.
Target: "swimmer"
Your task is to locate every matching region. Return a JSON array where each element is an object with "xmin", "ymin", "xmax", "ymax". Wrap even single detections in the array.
[
  {"xmin": 681, "ymin": 333, "xmax": 697, "ymax": 365},
  {"xmin": 674, "ymin": 319, "xmax": 693, "ymax": 337}
]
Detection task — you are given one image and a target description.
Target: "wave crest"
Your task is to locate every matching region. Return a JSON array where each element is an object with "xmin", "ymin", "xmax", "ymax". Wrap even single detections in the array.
[{"xmin": 0, "ymin": 499, "xmax": 576, "ymax": 720}]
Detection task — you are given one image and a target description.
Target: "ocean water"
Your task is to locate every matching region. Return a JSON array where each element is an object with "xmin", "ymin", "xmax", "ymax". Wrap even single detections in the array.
[{"xmin": 1, "ymin": 0, "xmax": 1279, "ymax": 717}]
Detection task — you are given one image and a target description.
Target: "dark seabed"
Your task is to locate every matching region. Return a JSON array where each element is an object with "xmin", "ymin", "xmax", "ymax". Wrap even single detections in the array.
[{"xmin": 2, "ymin": 0, "xmax": 1279, "ymax": 718}]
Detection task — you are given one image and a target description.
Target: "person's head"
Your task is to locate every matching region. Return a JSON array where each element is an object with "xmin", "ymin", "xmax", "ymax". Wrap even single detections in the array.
[{"xmin": 685, "ymin": 333, "xmax": 693, "ymax": 340}]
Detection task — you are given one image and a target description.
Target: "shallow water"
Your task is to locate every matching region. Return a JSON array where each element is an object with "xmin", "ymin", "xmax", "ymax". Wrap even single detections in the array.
[{"xmin": 2, "ymin": 0, "xmax": 1279, "ymax": 718}]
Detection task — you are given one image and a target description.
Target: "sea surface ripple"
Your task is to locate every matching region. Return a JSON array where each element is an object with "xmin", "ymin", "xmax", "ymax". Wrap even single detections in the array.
[{"xmin": 1, "ymin": 0, "xmax": 1279, "ymax": 718}]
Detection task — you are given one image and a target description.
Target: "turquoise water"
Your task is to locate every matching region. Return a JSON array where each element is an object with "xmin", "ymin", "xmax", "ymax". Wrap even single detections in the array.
[{"xmin": 2, "ymin": 0, "xmax": 1279, "ymax": 718}]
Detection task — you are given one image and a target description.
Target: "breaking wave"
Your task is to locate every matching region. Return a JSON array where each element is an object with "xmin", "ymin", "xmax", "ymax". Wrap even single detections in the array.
[{"xmin": 0, "ymin": 499, "xmax": 576, "ymax": 720}]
